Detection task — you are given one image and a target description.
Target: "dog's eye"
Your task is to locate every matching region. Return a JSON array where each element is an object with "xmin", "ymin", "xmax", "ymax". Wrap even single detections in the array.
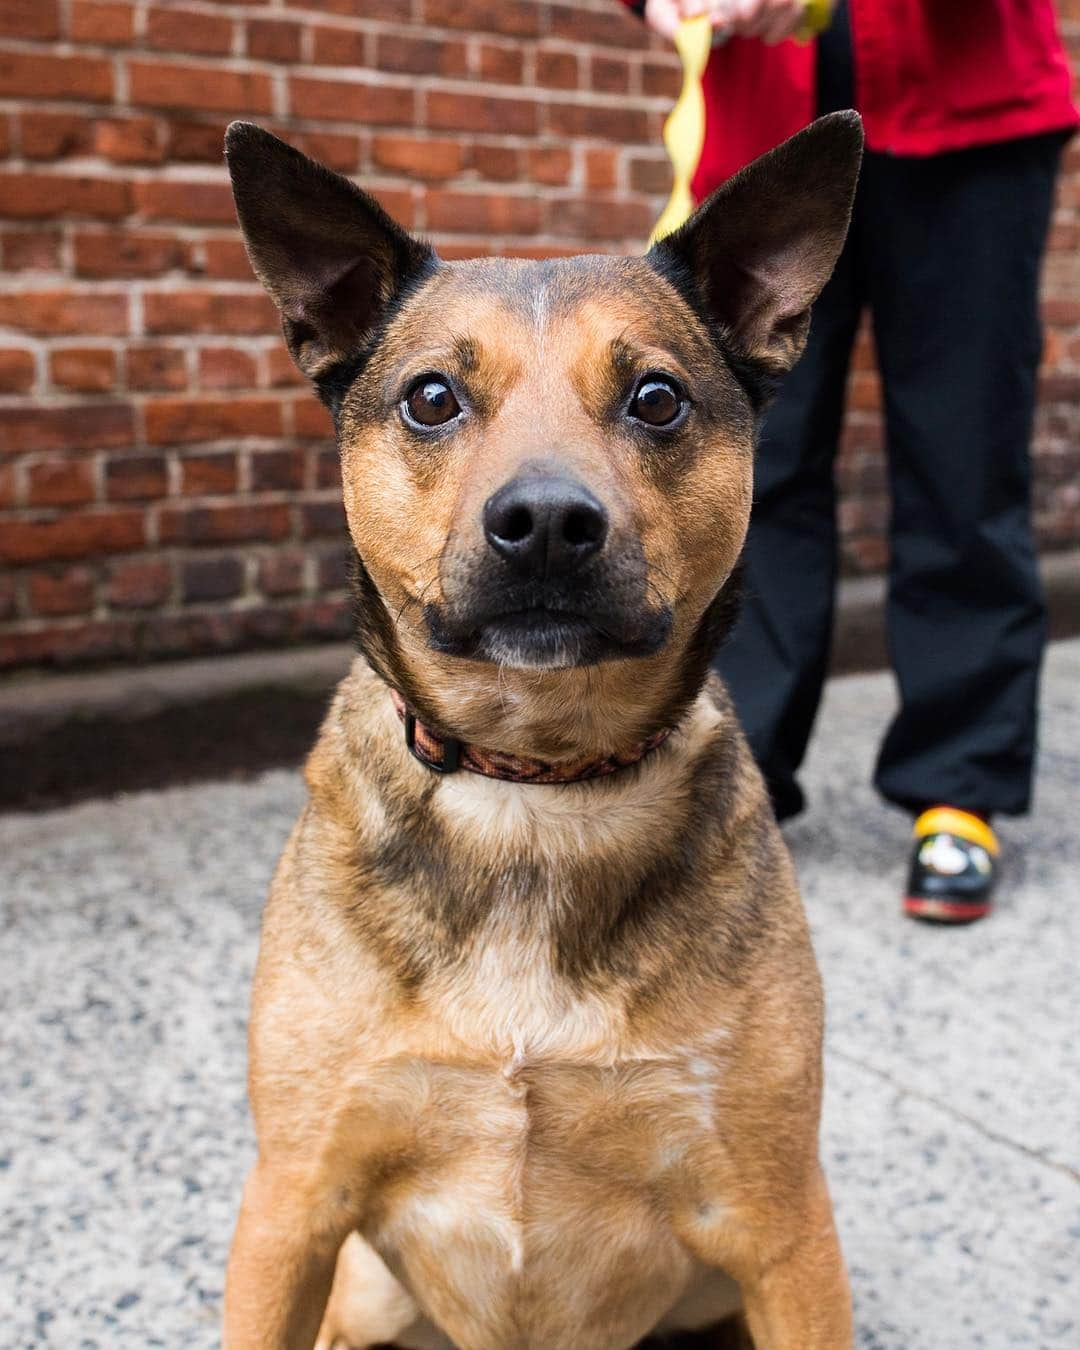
[
  {"xmin": 630, "ymin": 378, "xmax": 683, "ymax": 427},
  {"xmin": 404, "ymin": 377, "xmax": 461, "ymax": 428}
]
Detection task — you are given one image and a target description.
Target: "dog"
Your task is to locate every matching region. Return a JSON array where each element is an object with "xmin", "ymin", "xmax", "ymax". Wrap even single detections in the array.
[{"xmin": 222, "ymin": 110, "xmax": 863, "ymax": 1350}]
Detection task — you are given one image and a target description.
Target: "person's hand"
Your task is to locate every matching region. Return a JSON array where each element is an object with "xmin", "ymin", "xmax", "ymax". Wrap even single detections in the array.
[
  {"xmin": 642, "ymin": 0, "xmax": 687, "ymax": 42},
  {"xmin": 644, "ymin": 0, "xmax": 812, "ymax": 45}
]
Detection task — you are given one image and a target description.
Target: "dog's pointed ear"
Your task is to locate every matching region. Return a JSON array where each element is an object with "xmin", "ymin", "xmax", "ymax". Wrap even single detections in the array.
[
  {"xmin": 225, "ymin": 122, "xmax": 434, "ymax": 382},
  {"xmin": 649, "ymin": 111, "xmax": 863, "ymax": 376}
]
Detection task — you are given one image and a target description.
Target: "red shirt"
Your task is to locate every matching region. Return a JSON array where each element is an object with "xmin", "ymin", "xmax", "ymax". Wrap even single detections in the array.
[{"xmin": 623, "ymin": 2, "xmax": 1078, "ymax": 197}]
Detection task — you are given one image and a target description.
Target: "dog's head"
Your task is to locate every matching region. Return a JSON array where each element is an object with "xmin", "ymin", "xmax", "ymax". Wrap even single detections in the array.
[{"xmin": 226, "ymin": 115, "xmax": 861, "ymax": 755}]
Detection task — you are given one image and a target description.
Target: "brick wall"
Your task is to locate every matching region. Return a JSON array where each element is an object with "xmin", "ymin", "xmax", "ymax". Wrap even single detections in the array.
[{"xmin": 0, "ymin": 0, "xmax": 1077, "ymax": 672}]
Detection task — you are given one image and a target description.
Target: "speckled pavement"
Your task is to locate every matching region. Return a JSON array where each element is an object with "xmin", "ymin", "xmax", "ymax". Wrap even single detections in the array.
[{"xmin": 3, "ymin": 641, "xmax": 1078, "ymax": 1349}]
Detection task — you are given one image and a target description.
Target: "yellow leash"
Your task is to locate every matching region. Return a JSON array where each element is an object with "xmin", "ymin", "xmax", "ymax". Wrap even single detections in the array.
[{"xmin": 649, "ymin": 0, "xmax": 833, "ymax": 246}]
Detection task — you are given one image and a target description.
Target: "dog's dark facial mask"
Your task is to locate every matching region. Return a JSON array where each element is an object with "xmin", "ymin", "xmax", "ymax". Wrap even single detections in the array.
[{"xmin": 226, "ymin": 116, "xmax": 861, "ymax": 731}]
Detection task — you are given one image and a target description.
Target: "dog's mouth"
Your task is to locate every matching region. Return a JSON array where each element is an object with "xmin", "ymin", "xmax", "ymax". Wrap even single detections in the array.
[{"xmin": 424, "ymin": 600, "xmax": 672, "ymax": 670}]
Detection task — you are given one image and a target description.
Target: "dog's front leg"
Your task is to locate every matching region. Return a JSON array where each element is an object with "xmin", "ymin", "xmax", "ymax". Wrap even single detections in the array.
[
  {"xmin": 733, "ymin": 1170, "xmax": 851, "ymax": 1350},
  {"xmin": 684, "ymin": 1166, "xmax": 852, "ymax": 1350},
  {"xmin": 224, "ymin": 1161, "xmax": 352, "ymax": 1350}
]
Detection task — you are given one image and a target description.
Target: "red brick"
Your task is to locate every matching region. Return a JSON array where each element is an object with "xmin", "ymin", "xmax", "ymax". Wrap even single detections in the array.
[
  {"xmin": 426, "ymin": 190, "xmax": 540, "ymax": 234},
  {"xmin": 94, "ymin": 116, "xmax": 164, "ymax": 164},
  {"xmin": 27, "ymin": 566, "xmax": 95, "ymax": 616},
  {"xmin": 74, "ymin": 230, "xmax": 184, "ymax": 277},
  {"xmin": 246, "ymin": 18, "xmax": 301, "ymax": 63},
  {"xmin": 536, "ymin": 49, "xmax": 579, "ymax": 91},
  {"xmin": 143, "ymin": 290, "xmax": 275, "ymax": 336},
  {"xmin": 0, "ymin": 569, "xmax": 16, "ymax": 617},
  {"xmin": 69, "ymin": 1, "xmax": 134, "ymax": 43},
  {"xmin": 20, "ymin": 112, "xmax": 90, "ymax": 159},
  {"xmin": 422, "ymin": 0, "xmax": 540, "ymax": 38},
  {"xmin": 50, "ymin": 346, "xmax": 117, "ymax": 392},
  {"xmin": 182, "ymin": 554, "xmax": 245, "ymax": 601},
  {"xmin": 0, "ymin": 348, "xmax": 35, "ymax": 393},
  {"xmin": 0, "ymin": 621, "xmax": 137, "ymax": 670},
  {"xmin": 292, "ymin": 131, "xmax": 361, "ymax": 173},
  {"xmin": 258, "ymin": 549, "xmax": 305, "ymax": 596},
  {"xmin": 289, "ymin": 76, "xmax": 414, "ymax": 125},
  {"xmin": 167, "ymin": 119, "xmax": 228, "ymax": 163},
  {"xmin": 197, "ymin": 238, "xmax": 253, "ymax": 280},
  {"xmin": 145, "ymin": 395, "xmax": 283, "ymax": 444},
  {"xmin": 0, "ymin": 509, "xmax": 144, "ymax": 563},
  {"xmin": 367, "ymin": 186, "xmax": 414, "ymax": 227},
  {"xmin": 477, "ymin": 42, "xmax": 524, "ymax": 84},
  {"xmin": 547, "ymin": 101, "xmax": 647, "ymax": 142},
  {"xmin": 127, "ymin": 345, "xmax": 187, "ymax": 391},
  {"xmin": 198, "ymin": 346, "xmax": 257, "ymax": 389},
  {"xmin": 372, "ymin": 32, "xmax": 468, "ymax": 77},
  {"xmin": 642, "ymin": 57, "xmax": 680, "ymax": 99},
  {"xmin": 158, "ymin": 501, "xmax": 290, "ymax": 544},
  {"xmin": 548, "ymin": 4, "xmax": 649, "ymax": 48},
  {"xmin": 134, "ymin": 178, "xmax": 237, "ymax": 224},
  {"xmin": 179, "ymin": 452, "xmax": 236, "ymax": 494},
  {"xmin": 292, "ymin": 396, "xmax": 334, "ymax": 439},
  {"xmin": 295, "ymin": 0, "xmax": 406, "ymax": 14},
  {"xmin": 591, "ymin": 55, "xmax": 632, "ymax": 95},
  {"xmin": 583, "ymin": 147, "xmax": 619, "ymax": 191},
  {"xmin": 1, "ymin": 228, "xmax": 62, "ymax": 271},
  {"xmin": 0, "ymin": 403, "xmax": 133, "ymax": 453},
  {"xmin": 371, "ymin": 134, "xmax": 466, "ymax": 181},
  {"xmin": 26, "ymin": 458, "xmax": 96, "ymax": 507},
  {"xmin": 0, "ymin": 172, "xmax": 130, "ymax": 219},
  {"xmin": 0, "ymin": 0, "xmax": 61, "ymax": 39},
  {"xmin": 315, "ymin": 447, "xmax": 341, "ymax": 488},
  {"xmin": 105, "ymin": 454, "xmax": 168, "ymax": 500},
  {"xmin": 105, "ymin": 556, "xmax": 172, "ymax": 608},
  {"xmin": 128, "ymin": 60, "xmax": 272, "ymax": 114},
  {"xmin": 316, "ymin": 545, "xmax": 350, "ymax": 590},
  {"xmin": 426, "ymin": 91, "xmax": 538, "ymax": 136},
  {"xmin": 471, "ymin": 143, "xmax": 522, "ymax": 184},
  {"xmin": 527, "ymin": 145, "xmax": 572, "ymax": 186},
  {"xmin": 0, "ymin": 51, "xmax": 113, "ymax": 100},
  {"xmin": 629, "ymin": 154, "xmax": 671, "ymax": 195},
  {"xmin": 300, "ymin": 497, "xmax": 347, "ymax": 539},
  {"xmin": 266, "ymin": 348, "xmax": 304, "ymax": 388},
  {"xmin": 548, "ymin": 195, "xmax": 653, "ymax": 240},
  {"xmin": 310, "ymin": 24, "xmax": 369, "ymax": 66},
  {"xmin": 250, "ymin": 448, "xmax": 304, "ymax": 491},
  {"xmin": 147, "ymin": 6, "xmax": 233, "ymax": 55}
]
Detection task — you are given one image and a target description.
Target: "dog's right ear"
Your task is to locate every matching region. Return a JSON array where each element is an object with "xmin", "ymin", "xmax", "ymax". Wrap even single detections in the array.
[
  {"xmin": 649, "ymin": 111, "xmax": 863, "ymax": 380},
  {"xmin": 225, "ymin": 122, "xmax": 434, "ymax": 383}
]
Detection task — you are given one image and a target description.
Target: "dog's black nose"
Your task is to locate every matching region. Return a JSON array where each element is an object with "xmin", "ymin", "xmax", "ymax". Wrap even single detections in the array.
[{"xmin": 483, "ymin": 475, "xmax": 608, "ymax": 578}]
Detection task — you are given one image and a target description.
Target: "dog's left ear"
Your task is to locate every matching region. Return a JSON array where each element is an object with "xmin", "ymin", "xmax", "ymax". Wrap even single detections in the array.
[
  {"xmin": 650, "ymin": 110, "xmax": 863, "ymax": 376},
  {"xmin": 225, "ymin": 122, "xmax": 434, "ymax": 382}
]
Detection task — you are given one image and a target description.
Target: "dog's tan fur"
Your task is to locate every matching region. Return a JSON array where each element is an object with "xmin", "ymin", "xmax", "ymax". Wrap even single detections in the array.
[{"xmin": 222, "ymin": 114, "xmax": 863, "ymax": 1349}]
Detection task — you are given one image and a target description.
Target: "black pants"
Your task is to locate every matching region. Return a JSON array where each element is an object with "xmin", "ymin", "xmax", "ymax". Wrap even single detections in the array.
[{"xmin": 713, "ymin": 131, "xmax": 1065, "ymax": 821}]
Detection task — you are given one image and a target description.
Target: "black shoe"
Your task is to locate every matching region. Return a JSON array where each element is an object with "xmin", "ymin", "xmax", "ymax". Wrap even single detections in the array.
[{"xmin": 904, "ymin": 806, "xmax": 998, "ymax": 924}]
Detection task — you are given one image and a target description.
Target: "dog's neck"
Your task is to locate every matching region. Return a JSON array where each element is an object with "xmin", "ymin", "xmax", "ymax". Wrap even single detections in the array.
[
  {"xmin": 388, "ymin": 686, "xmax": 673, "ymax": 784},
  {"xmin": 348, "ymin": 551, "xmax": 745, "ymax": 763}
]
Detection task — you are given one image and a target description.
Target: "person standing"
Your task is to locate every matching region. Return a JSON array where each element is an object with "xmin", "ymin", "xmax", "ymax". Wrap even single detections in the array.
[{"xmin": 631, "ymin": 0, "xmax": 1077, "ymax": 921}]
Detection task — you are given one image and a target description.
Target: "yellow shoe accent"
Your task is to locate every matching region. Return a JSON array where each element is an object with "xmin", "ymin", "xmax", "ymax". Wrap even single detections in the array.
[{"xmin": 913, "ymin": 807, "xmax": 999, "ymax": 857}]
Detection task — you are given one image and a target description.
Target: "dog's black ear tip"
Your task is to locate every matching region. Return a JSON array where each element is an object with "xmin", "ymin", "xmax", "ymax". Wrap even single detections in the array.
[
  {"xmin": 814, "ymin": 108, "xmax": 865, "ymax": 153},
  {"xmin": 224, "ymin": 120, "xmax": 262, "ymax": 153}
]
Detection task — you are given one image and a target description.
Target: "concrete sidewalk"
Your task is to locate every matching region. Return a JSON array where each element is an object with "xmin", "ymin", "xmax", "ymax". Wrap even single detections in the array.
[{"xmin": 2, "ymin": 643, "xmax": 1078, "ymax": 1348}]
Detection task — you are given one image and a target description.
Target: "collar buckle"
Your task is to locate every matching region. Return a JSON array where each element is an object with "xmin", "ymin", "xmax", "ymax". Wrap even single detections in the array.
[{"xmin": 404, "ymin": 710, "xmax": 461, "ymax": 774}]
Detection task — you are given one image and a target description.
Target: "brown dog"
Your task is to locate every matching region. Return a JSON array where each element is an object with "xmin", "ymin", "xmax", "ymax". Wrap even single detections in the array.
[{"xmin": 222, "ymin": 111, "xmax": 862, "ymax": 1350}]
